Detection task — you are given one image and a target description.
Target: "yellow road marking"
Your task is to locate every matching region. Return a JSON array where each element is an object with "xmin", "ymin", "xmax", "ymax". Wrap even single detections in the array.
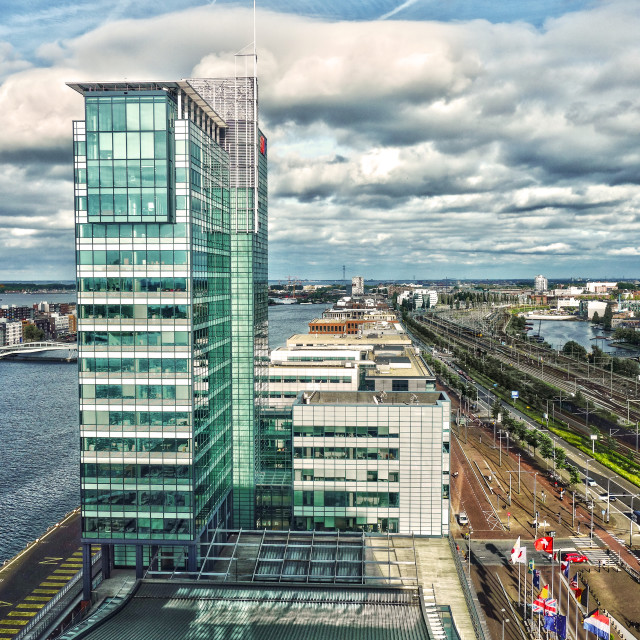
[
  {"xmin": 38, "ymin": 557, "xmax": 63, "ymax": 565},
  {"xmin": 32, "ymin": 589, "xmax": 58, "ymax": 595},
  {"xmin": 16, "ymin": 604, "xmax": 44, "ymax": 610},
  {"xmin": 25, "ymin": 597, "xmax": 50, "ymax": 602},
  {"xmin": 0, "ymin": 626, "xmax": 22, "ymax": 631},
  {"xmin": 39, "ymin": 583, "xmax": 64, "ymax": 588},
  {"xmin": 1, "ymin": 617, "xmax": 28, "ymax": 624},
  {"xmin": 51, "ymin": 570, "xmax": 76, "ymax": 575},
  {"xmin": 60, "ymin": 564, "xmax": 82, "ymax": 569},
  {"xmin": 8, "ymin": 611, "xmax": 36, "ymax": 618}
]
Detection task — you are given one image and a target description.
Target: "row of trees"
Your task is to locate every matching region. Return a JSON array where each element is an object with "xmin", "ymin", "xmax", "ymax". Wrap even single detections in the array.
[
  {"xmin": 490, "ymin": 401, "xmax": 582, "ymax": 486},
  {"xmin": 562, "ymin": 340, "xmax": 639, "ymax": 377}
]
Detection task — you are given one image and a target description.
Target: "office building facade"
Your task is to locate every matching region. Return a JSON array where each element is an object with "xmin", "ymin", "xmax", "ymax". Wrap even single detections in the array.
[
  {"xmin": 292, "ymin": 391, "xmax": 450, "ymax": 535},
  {"xmin": 70, "ymin": 78, "xmax": 266, "ymax": 593}
]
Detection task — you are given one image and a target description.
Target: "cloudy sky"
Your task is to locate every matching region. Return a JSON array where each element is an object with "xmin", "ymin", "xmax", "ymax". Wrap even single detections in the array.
[{"xmin": 1, "ymin": 0, "xmax": 639, "ymax": 282}]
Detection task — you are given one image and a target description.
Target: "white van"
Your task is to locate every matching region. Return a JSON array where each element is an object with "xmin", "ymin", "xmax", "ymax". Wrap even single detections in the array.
[{"xmin": 458, "ymin": 512, "xmax": 469, "ymax": 525}]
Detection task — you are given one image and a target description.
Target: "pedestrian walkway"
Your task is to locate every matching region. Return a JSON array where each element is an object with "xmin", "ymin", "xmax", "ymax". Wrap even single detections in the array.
[
  {"xmin": 570, "ymin": 536, "xmax": 596, "ymax": 550},
  {"xmin": 579, "ymin": 548, "xmax": 616, "ymax": 568}
]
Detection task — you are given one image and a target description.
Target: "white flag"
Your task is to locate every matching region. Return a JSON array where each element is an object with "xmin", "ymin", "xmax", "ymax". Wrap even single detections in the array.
[{"xmin": 511, "ymin": 537, "xmax": 527, "ymax": 564}]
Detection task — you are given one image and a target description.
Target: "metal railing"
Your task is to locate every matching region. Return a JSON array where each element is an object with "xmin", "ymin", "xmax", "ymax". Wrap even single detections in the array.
[{"xmin": 448, "ymin": 534, "xmax": 490, "ymax": 640}]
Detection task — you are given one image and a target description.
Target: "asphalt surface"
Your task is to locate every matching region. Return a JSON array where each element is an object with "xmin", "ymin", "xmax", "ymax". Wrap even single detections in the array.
[{"xmin": 0, "ymin": 510, "xmax": 83, "ymax": 638}]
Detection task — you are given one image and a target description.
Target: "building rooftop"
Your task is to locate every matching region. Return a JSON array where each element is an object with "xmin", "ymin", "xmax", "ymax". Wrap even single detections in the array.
[
  {"xmin": 298, "ymin": 391, "xmax": 446, "ymax": 406},
  {"xmin": 59, "ymin": 581, "xmax": 430, "ymax": 640},
  {"xmin": 367, "ymin": 349, "xmax": 434, "ymax": 379},
  {"xmin": 287, "ymin": 334, "xmax": 411, "ymax": 347}
]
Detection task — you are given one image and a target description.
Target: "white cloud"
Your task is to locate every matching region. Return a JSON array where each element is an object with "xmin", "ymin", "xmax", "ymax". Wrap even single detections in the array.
[{"xmin": 1, "ymin": 2, "xmax": 640, "ymax": 279}]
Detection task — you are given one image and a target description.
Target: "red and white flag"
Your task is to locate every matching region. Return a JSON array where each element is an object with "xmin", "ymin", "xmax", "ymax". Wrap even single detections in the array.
[
  {"xmin": 511, "ymin": 537, "xmax": 527, "ymax": 564},
  {"xmin": 534, "ymin": 536, "xmax": 554, "ymax": 554}
]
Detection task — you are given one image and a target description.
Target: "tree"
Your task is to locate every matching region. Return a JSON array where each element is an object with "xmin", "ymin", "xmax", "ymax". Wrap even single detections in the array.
[
  {"xmin": 538, "ymin": 434, "xmax": 554, "ymax": 465},
  {"xmin": 602, "ymin": 302, "xmax": 614, "ymax": 331},
  {"xmin": 554, "ymin": 447, "xmax": 567, "ymax": 470},
  {"xmin": 567, "ymin": 465, "xmax": 581, "ymax": 488},
  {"xmin": 24, "ymin": 324, "xmax": 44, "ymax": 342},
  {"xmin": 591, "ymin": 311, "xmax": 600, "ymax": 324},
  {"xmin": 491, "ymin": 399, "xmax": 502, "ymax": 422},
  {"xmin": 562, "ymin": 340, "xmax": 587, "ymax": 359},
  {"xmin": 525, "ymin": 429, "xmax": 541, "ymax": 455}
]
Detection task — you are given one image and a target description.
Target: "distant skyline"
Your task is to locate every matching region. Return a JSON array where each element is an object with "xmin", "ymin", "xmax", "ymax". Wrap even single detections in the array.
[{"xmin": 1, "ymin": 0, "xmax": 639, "ymax": 281}]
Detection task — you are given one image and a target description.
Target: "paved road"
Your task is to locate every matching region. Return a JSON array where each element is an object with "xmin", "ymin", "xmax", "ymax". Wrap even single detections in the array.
[{"xmin": 0, "ymin": 510, "xmax": 84, "ymax": 638}]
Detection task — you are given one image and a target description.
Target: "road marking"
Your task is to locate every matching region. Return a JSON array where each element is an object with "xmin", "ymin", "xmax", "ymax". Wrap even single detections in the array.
[
  {"xmin": 60, "ymin": 564, "xmax": 82, "ymax": 569},
  {"xmin": 16, "ymin": 604, "xmax": 44, "ymax": 610},
  {"xmin": 0, "ymin": 604, "xmax": 10, "ymax": 609},
  {"xmin": 24, "ymin": 597, "xmax": 50, "ymax": 602},
  {"xmin": 8, "ymin": 611, "xmax": 36, "ymax": 617},
  {"xmin": 38, "ymin": 557, "xmax": 63, "ymax": 565},
  {"xmin": 32, "ymin": 589, "xmax": 58, "ymax": 595},
  {"xmin": 39, "ymin": 583, "xmax": 66, "ymax": 588}
]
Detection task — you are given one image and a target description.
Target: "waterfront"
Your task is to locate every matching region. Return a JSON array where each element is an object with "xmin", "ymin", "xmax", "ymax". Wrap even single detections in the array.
[
  {"xmin": 0, "ymin": 302, "xmax": 327, "ymax": 563},
  {"xmin": 537, "ymin": 319, "xmax": 640, "ymax": 357}
]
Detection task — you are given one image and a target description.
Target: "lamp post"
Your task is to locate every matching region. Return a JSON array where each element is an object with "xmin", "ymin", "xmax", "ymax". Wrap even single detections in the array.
[
  {"xmin": 501, "ymin": 609, "xmax": 509, "ymax": 640},
  {"xmin": 631, "ymin": 495, "xmax": 639, "ymax": 548},
  {"xmin": 468, "ymin": 528, "xmax": 473, "ymax": 574},
  {"xmin": 584, "ymin": 458, "xmax": 591, "ymax": 500},
  {"xmin": 517, "ymin": 454, "xmax": 521, "ymax": 494},
  {"xmin": 606, "ymin": 475, "xmax": 617, "ymax": 522}
]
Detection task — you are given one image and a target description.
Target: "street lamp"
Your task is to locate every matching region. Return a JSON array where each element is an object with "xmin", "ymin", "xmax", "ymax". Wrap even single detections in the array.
[
  {"xmin": 584, "ymin": 458, "xmax": 591, "ymax": 501},
  {"xmin": 605, "ymin": 475, "xmax": 617, "ymax": 522},
  {"xmin": 468, "ymin": 528, "xmax": 473, "ymax": 574},
  {"xmin": 631, "ymin": 495, "xmax": 640, "ymax": 548},
  {"xmin": 501, "ymin": 609, "xmax": 509, "ymax": 640}
]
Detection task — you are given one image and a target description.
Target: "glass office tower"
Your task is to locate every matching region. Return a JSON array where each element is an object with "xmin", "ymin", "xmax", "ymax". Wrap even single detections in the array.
[
  {"xmin": 69, "ymin": 79, "xmax": 266, "ymax": 596},
  {"xmin": 188, "ymin": 78, "xmax": 269, "ymax": 529}
]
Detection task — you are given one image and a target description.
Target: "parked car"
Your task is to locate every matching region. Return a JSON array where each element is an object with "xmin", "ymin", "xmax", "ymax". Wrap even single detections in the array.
[
  {"xmin": 585, "ymin": 477, "xmax": 597, "ymax": 487},
  {"xmin": 458, "ymin": 512, "xmax": 469, "ymax": 526},
  {"xmin": 598, "ymin": 493, "xmax": 616, "ymax": 502},
  {"xmin": 563, "ymin": 552, "xmax": 589, "ymax": 563}
]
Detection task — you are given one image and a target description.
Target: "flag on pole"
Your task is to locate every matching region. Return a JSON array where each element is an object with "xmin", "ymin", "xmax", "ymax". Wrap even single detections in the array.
[
  {"xmin": 511, "ymin": 537, "xmax": 526, "ymax": 564},
  {"xmin": 533, "ymin": 598, "xmax": 558, "ymax": 615},
  {"xmin": 570, "ymin": 577, "xmax": 578, "ymax": 589},
  {"xmin": 545, "ymin": 614, "xmax": 567, "ymax": 639},
  {"xmin": 538, "ymin": 585, "xmax": 549, "ymax": 599},
  {"xmin": 534, "ymin": 536, "xmax": 554, "ymax": 554},
  {"xmin": 511, "ymin": 536, "xmax": 527, "ymax": 564},
  {"xmin": 580, "ymin": 585, "xmax": 590, "ymax": 607},
  {"xmin": 583, "ymin": 609, "xmax": 610, "ymax": 640},
  {"xmin": 561, "ymin": 560, "xmax": 569, "ymax": 578},
  {"xmin": 533, "ymin": 569, "xmax": 541, "ymax": 588}
]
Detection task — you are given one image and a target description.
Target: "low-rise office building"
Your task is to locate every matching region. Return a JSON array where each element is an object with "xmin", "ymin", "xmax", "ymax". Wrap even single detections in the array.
[{"xmin": 292, "ymin": 390, "xmax": 450, "ymax": 536}]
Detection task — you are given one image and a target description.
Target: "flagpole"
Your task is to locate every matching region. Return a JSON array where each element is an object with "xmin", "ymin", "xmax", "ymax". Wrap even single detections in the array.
[
  {"xmin": 524, "ymin": 564, "xmax": 527, "ymax": 616},
  {"xmin": 518, "ymin": 560, "xmax": 521, "ymax": 607},
  {"xmin": 551, "ymin": 551, "xmax": 555, "ymax": 601}
]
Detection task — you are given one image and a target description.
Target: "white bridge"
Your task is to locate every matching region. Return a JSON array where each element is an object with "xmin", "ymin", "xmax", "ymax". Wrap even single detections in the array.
[{"xmin": 0, "ymin": 341, "xmax": 78, "ymax": 360}]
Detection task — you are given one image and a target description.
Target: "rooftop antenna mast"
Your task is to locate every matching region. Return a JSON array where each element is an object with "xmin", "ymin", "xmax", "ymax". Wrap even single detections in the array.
[{"xmin": 233, "ymin": 0, "xmax": 259, "ymax": 234}]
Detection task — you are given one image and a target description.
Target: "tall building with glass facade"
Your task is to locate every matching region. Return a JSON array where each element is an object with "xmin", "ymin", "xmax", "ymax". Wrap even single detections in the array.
[{"xmin": 69, "ymin": 78, "xmax": 267, "ymax": 596}]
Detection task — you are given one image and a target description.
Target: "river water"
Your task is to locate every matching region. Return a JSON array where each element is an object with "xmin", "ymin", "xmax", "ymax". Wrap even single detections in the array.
[
  {"xmin": 536, "ymin": 319, "xmax": 639, "ymax": 357},
  {"xmin": 0, "ymin": 297, "xmax": 328, "ymax": 562}
]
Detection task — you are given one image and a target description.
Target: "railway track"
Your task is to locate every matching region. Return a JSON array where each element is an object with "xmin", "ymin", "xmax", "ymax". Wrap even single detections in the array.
[{"xmin": 411, "ymin": 312, "xmax": 640, "ymax": 461}]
